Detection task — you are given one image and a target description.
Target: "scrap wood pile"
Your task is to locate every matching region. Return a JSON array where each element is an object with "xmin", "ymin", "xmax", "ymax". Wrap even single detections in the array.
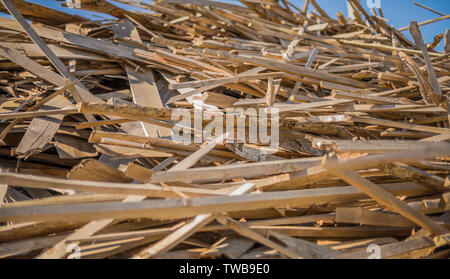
[{"xmin": 0, "ymin": 0, "xmax": 449, "ymax": 259}]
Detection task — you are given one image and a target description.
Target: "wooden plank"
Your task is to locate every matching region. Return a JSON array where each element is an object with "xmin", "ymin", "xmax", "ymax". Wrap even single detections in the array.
[
  {"xmin": 0, "ymin": 182, "xmax": 432, "ymax": 223},
  {"xmin": 63, "ymin": 214, "xmax": 335, "ymax": 244},
  {"xmin": 336, "ymin": 207, "xmax": 415, "ymax": 228},
  {"xmin": 125, "ymin": 163, "xmax": 155, "ymax": 181},
  {"xmin": 351, "ymin": 116, "xmax": 450, "ymax": 135},
  {"xmin": 35, "ymin": 195, "xmax": 145, "ymax": 259},
  {"xmin": 409, "ymin": 21, "xmax": 442, "ymax": 100},
  {"xmin": 0, "ymin": 42, "xmax": 112, "ymax": 61},
  {"xmin": 0, "ymin": 0, "xmax": 101, "ymax": 105},
  {"xmin": 112, "ymin": 20, "xmax": 172, "ymax": 138},
  {"xmin": 0, "ymin": 171, "xmax": 227, "ymax": 198},
  {"xmin": 0, "ymin": 233, "xmax": 70, "ymax": 259},
  {"xmin": 201, "ymin": 92, "xmax": 238, "ymax": 108},
  {"xmin": 152, "ymin": 157, "xmax": 322, "ymax": 183},
  {"xmin": 54, "ymin": 134, "xmax": 98, "ymax": 159},
  {"xmin": 0, "ymin": 46, "xmax": 67, "ymax": 87},
  {"xmin": 331, "ymin": 91, "xmax": 405, "ymax": 105},
  {"xmin": 67, "ymin": 159, "xmax": 133, "ymax": 183},
  {"xmin": 169, "ymin": 72, "xmax": 287, "ymax": 90},
  {"xmin": 384, "ymin": 162, "xmax": 447, "ymax": 192},
  {"xmin": 15, "ymin": 95, "xmax": 72, "ymax": 158},
  {"xmin": 161, "ymin": 0, "xmax": 244, "ymax": 11}
]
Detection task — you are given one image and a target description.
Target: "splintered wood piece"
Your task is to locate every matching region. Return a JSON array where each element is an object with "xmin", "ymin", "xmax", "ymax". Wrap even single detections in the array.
[
  {"xmin": 0, "ymin": 47, "xmax": 66, "ymax": 87},
  {"xmin": 152, "ymin": 157, "xmax": 322, "ymax": 183},
  {"xmin": 54, "ymin": 134, "xmax": 98, "ymax": 159},
  {"xmin": 15, "ymin": 95, "xmax": 72, "ymax": 158},
  {"xmin": 384, "ymin": 162, "xmax": 447, "ymax": 192},
  {"xmin": 409, "ymin": 21, "xmax": 442, "ymax": 100},
  {"xmin": 398, "ymin": 51, "xmax": 440, "ymax": 105},
  {"xmin": 67, "ymin": 159, "xmax": 133, "ymax": 183},
  {"xmin": 201, "ymin": 92, "xmax": 238, "ymax": 108},
  {"xmin": 78, "ymin": 103, "xmax": 174, "ymax": 121},
  {"xmin": 0, "ymin": 171, "xmax": 225, "ymax": 198},
  {"xmin": 125, "ymin": 163, "xmax": 155, "ymax": 181}
]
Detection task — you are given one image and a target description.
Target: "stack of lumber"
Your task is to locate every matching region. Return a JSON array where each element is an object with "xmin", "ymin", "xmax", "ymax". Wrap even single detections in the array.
[{"xmin": 0, "ymin": 0, "xmax": 449, "ymax": 259}]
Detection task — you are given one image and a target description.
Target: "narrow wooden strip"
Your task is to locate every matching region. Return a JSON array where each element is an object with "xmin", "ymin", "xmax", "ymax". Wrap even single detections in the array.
[
  {"xmin": 398, "ymin": 14, "xmax": 450, "ymax": 32},
  {"xmin": 0, "ymin": 171, "xmax": 225, "ymax": 198},
  {"xmin": 152, "ymin": 157, "xmax": 322, "ymax": 183}
]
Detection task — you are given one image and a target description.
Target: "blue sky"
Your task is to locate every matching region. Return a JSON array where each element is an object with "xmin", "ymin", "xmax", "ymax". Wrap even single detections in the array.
[
  {"xmin": 1, "ymin": 0, "xmax": 449, "ymax": 51},
  {"xmin": 301, "ymin": 0, "xmax": 449, "ymax": 51}
]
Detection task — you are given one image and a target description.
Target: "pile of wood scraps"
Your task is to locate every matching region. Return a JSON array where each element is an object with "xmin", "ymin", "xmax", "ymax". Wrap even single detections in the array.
[{"xmin": 0, "ymin": 0, "xmax": 449, "ymax": 259}]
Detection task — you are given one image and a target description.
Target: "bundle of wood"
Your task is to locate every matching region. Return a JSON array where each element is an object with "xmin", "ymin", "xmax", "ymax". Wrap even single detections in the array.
[{"xmin": 0, "ymin": 0, "xmax": 449, "ymax": 259}]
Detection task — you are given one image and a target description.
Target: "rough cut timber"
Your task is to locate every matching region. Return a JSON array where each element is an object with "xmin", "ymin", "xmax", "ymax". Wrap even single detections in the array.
[{"xmin": 0, "ymin": 0, "xmax": 449, "ymax": 259}]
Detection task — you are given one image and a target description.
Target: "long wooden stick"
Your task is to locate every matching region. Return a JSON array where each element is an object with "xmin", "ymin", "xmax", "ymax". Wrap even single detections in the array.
[
  {"xmin": 0, "ymin": 183, "xmax": 432, "ymax": 223},
  {"xmin": 0, "ymin": 172, "xmax": 226, "ymax": 198}
]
